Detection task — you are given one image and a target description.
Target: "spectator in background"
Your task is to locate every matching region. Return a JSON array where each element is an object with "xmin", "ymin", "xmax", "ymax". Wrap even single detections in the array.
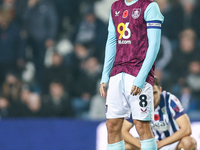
[
  {"xmin": 183, "ymin": 60, "xmax": 200, "ymax": 112},
  {"xmin": 154, "ymin": 0, "xmax": 173, "ymax": 40},
  {"xmin": 169, "ymin": 28, "xmax": 200, "ymax": 92},
  {"xmin": 1, "ymin": 0, "xmax": 15, "ymax": 19},
  {"xmin": 65, "ymin": 42, "xmax": 92, "ymax": 87},
  {"xmin": 89, "ymin": 81, "xmax": 106, "ymax": 121},
  {"xmin": 48, "ymin": 0, "xmax": 82, "ymax": 35},
  {"xmin": 42, "ymin": 52, "xmax": 72, "ymax": 95},
  {"xmin": 187, "ymin": 61, "xmax": 200, "ymax": 98},
  {"xmin": 191, "ymin": 1, "xmax": 200, "ymax": 39},
  {"xmin": 180, "ymin": 87, "xmax": 191, "ymax": 112},
  {"xmin": 42, "ymin": 81, "xmax": 74, "ymax": 117},
  {"xmin": 14, "ymin": 85, "xmax": 33, "ymax": 117},
  {"xmin": 155, "ymin": 35, "xmax": 172, "ymax": 91},
  {"xmin": 20, "ymin": 85, "xmax": 31, "ymax": 104},
  {"xmin": 167, "ymin": 0, "xmax": 198, "ymax": 41},
  {"xmin": 2, "ymin": 71, "xmax": 23, "ymax": 103},
  {"xmin": 0, "ymin": 0, "xmax": 27, "ymax": 25},
  {"xmin": 0, "ymin": 95, "xmax": 12, "ymax": 118},
  {"xmin": 71, "ymin": 57, "xmax": 101, "ymax": 98},
  {"xmin": 71, "ymin": 57, "xmax": 101, "ymax": 118},
  {"xmin": 22, "ymin": 0, "xmax": 58, "ymax": 85},
  {"xmin": 0, "ymin": 9, "xmax": 25, "ymax": 86},
  {"xmin": 24, "ymin": 92, "xmax": 43, "ymax": 117},
  {"xmin": 71, "ymin": 4, "xmax": 107, "ymax": 63},
  {"xmin": 81, "ymin": 57, "xmax": 101, "ymax": 95}
]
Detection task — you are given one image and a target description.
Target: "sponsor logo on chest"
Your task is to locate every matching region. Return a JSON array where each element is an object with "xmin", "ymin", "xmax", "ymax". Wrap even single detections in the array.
[
  {"xmin": 151, "ymin": 119, "xmax": 169, "ymax": 132},
  {"xmin": 115, "ymin": 8, "xmax": 141, "ymax": 19},
  {"xmin": 115, "ymin": 11, "xmax": 120, "ymax": 16},
  {"xmin": 114, "ymin": 8, "xmax": 142, "ymax": 44}
]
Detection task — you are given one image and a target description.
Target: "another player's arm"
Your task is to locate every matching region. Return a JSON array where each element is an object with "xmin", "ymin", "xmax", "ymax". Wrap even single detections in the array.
[
  {"xmin": 157, "ymin": 114, "xmax": 191, "ymax": 149},
  {"xmin": 100, "ymin": 13, "xmax": 117, "ymax": 97},
  {"xmin": 122, "ymin": 120, "xmax": 141, "ymax": 150},
  {"xmin": 130, "ymin": 2, "xmax": 164, "ymax": 95}
]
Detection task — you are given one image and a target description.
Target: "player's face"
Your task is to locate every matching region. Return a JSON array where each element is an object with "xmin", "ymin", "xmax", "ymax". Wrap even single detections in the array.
[{"xmin": 153, "ymin": 85, "xmax": 162, "ymax": 109}]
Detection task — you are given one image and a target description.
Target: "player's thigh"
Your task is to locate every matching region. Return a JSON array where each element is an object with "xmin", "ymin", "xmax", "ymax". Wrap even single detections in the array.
[
  {"xmin": 124, "ymin": 74, "xmax": 153, "ymax": 121},
  {"xmin": 106, "ymin": 73, "xmax": 130, "ymax": 119}
]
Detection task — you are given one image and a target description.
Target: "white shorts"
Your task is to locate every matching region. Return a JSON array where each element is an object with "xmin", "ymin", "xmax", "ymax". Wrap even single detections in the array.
[
  {"xmin": 159, "ymin": 141, "xmax": 179, "ymax": 150},
  {"xmin": 106, "ymin": 73, "xmax": 154, "ymax": 121}
]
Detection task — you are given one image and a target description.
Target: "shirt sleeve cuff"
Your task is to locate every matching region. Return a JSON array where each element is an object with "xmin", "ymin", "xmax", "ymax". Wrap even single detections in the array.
[{"xmin": 174, "ymin": 111, "xmax": 185, "ymax": 120}]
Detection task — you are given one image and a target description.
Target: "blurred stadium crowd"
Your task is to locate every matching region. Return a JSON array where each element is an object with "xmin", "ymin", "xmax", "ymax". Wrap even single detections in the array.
[{"xmin": 0, "ymin": 0, "xmax": 200, "ymax": 120}]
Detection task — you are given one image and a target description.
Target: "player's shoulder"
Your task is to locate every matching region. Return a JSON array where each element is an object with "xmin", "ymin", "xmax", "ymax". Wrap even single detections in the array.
[
  {"xmin": 141, "ymin": 0, "xmax": 155, "ymax": 10},
  {"xmin": 145, "ymin": 1, "xmax": 160, "ymax": 9},
  {"xmin": 162, "ymin": 90, "xmax": 175, "ymax": 99},
  {"xmin": 111, "ymin": 0, "xmax": 123, "ymax": 7},
  {"xmin": 143, "ymin": 0, "xmax": 154, "ymax": 3},
  {"xmin": 161, "ymin": 90, "xmax": 169, "ymax": 98},
  {"xmin": 142, "ymin": 0, "xmax": 154, "ymax": 5},
  {"xmin": 162, "ymin": 90, "xmax": 181, "ymax": 105},
  {"xmin": 112, "ymin": 0, "xmax": 123, "ymax": 5}
]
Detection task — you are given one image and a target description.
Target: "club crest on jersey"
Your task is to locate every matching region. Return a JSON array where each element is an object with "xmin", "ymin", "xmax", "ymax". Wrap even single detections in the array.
[
  {"xmin": 123, "ymin": 10, "xmax": 128, "ymax": 18},
  {"xmin": 132, "ymin": 8, "xmax": 141, "ymax": 19},
  {"xmin": 161, "ymin": 107, "xmax": 166, "ymax": 114},
  {"xmin": 115, "ymin": 11, "xmax": 120, "ymax": 16}
]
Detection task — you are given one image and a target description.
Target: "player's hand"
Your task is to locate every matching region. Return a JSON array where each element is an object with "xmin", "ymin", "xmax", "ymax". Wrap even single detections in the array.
[
  {"xmin": 99, "ymin": 83, "xmax": 107, "ymax": 98},
  {"xmin": 156, "ymin": 141, "xmax": 163, "ymax": 149},
  {"xmin": 130, "ymin": 85, "xmax": 142, "ymax": 96}
]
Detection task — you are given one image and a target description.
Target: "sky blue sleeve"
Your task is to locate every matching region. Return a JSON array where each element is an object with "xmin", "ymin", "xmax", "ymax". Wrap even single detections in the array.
[
  {"xmin": 144, "ymin": 2, "xmax": 164, "ymax": 22},
  {"xmin": 133, "ymin": 2, "xmax": 164, "ymax": 89},
  {"xmin": 108, "ymin": 13, "xmax": 116, "ymax": 32},
  {"xmin": 100, "ymin": 13, "xmax": 116, "ymax": 84},
  {"xmin": 133, "ymin": 29, "xmax": 161, "ymax": 88}
]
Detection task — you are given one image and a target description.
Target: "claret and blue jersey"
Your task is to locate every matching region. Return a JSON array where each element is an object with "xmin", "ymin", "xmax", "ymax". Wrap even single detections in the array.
[{"xmin": 100, "ymin": 0, "xmax": 164, "ymax": 89}]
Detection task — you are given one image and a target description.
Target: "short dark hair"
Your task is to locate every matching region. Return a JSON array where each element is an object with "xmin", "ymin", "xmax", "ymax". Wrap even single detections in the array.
[{"xmin": 153, "ymin": 76, "xmax": 160, "ymax": 88}]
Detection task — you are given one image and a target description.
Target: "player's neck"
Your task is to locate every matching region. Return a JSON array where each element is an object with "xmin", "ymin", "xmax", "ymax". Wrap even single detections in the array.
[
  {"xmin": 126, "ymin": 0, "xmax": 134, "ymax": 2},
  {"xmin": 154, "ymin": 99, "xmax": 161, "ymax": 110}
]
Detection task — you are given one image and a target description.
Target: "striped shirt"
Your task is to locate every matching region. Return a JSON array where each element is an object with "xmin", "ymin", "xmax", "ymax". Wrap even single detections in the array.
[
  {"xmin": 127, "ymin": 91, "xmax": 185, "ymax": 141},
  {"xmin": 151, "ymin": 91, "xmax": 185, "ymax": 141}
]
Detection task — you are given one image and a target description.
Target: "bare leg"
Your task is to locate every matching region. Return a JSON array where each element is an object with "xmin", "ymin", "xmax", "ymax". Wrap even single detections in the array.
[
  {"xmin": 134, "ymin": 120, "xmax": 154, "ymax": 140},
  {"xmin": 106, "ymin": 118, "xmax": 124, "ymax": 144}
]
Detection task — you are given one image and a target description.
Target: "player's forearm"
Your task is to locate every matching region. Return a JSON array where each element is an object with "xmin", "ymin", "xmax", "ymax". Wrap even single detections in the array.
[
  {"xmin": 159, "ymin": 128, "xmax": 191, "ymax": 147},
  {"xmin": 133, "ymin": 29, "xmax": 161, "ymax": 89},
  {"xmin": 123, "ymin": 131, "xmax": 141, "ymax": 148},
  {"xmin": 100, "ymin": 31, "xmax": 116, "ymax": 84}
]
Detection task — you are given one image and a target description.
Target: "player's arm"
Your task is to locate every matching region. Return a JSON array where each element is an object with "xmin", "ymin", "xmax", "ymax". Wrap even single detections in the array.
[
  {"xmin": 122, "ymin": 120, "xmax": 141, "ymax": 150},
  {"xmin": 157, "ymin": 96, "xmax": 191, "ymax": 148},
  {"xmin": 100, "ymin": 13, "xmax": 117, "ymax": 97},
  {"xmin": 131, "ymin": 2, "xmax": 164, "ymax": 95},
  {"xmin": 157, "ymin": 114, "xmax": 191, "ymax": 149}
]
